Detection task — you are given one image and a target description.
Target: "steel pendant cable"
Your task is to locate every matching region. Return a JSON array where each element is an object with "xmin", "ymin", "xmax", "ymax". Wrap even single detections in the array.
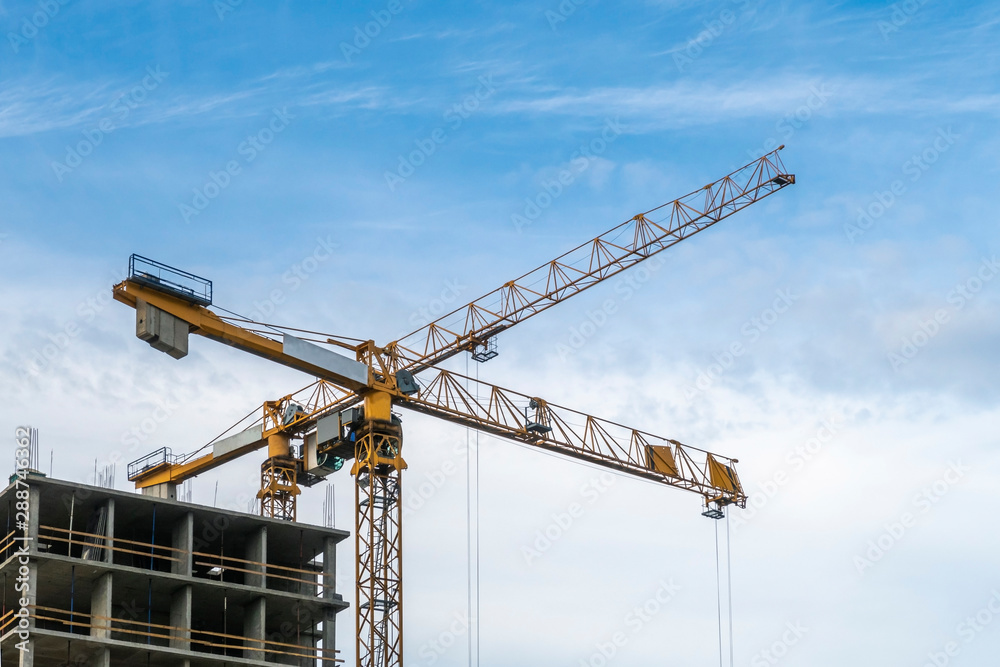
[
  {"xmin": 727, "ymin": 509, "xmax": 734, "ymax": 667},
  {"xmin": 475, "ymin": 360, "xmax": 481, "ymax": 666},
  {"xmin": 465, "ymin": 355, "xmax": 472, "ymax": 665},
  {"xmin": 713, "ymin": 507, "xmax": 736, "ymax": 667},
  {"xmin": 466, "ymin": 353, "xmax": 481, "ymax": 667},
  {"xmin": 466, "ymin": 353, "xmax": 471, "ymax": 667},
  {"xmin": 715, "ymin": 518, "xmax": 724, "ymax": 667}
]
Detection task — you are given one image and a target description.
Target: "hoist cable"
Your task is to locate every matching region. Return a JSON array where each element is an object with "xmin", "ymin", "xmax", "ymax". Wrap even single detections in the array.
[
  {"xmin": 715, "ymin": 518, "xmax": 723, "ymax": 667},
  {"xmin": 727, "ymin": 509, "xmax": 734, "ymax": 667}
]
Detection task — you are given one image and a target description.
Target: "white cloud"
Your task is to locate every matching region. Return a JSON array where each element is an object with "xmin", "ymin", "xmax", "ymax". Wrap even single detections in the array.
[{"xmin": 488, "ymin": 75, "xmax": 1000, "ymax": 129}]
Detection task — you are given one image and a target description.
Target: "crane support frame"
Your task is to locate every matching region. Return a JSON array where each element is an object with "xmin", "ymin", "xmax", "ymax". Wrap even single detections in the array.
[
  {"xmin": 354, "ymin": 421, "xmax": 405, "ymax": 667},
  {"xmin": 258, "ymin": 455, "xmax": 300, "ymax": 521}
]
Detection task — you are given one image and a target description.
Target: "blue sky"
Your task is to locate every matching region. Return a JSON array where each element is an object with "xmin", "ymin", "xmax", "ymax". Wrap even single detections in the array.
[{"xmin": 2, "ymin": 1, "xmax": 999, "ymax": 665}]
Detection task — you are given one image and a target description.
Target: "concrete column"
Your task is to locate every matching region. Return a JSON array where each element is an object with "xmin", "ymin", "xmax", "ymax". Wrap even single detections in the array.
[
  {"xmin": 322, "ymin": 537, "xmax": 337, "ymax": 599},
  {"xmin": 90, "ymin": 572, "xmax": 113, "ymax": 639},
  {"xmin": 243, "ymin": 596, "xmax": 266, "ymax": 661},
  {"xmin": 90, "ymin": 648, "xmax": 111, "ymax": 667},
  {"xmin": 17, "ymin": 561, "xmax": 38, "ymax": 667},
  {"xmin": 321, "ymin": 607, "xmax": 337, "ymax": 665},
  {"xmin": 245, "ymin": 525, "xmax": 266, "ymax": 588},
  {"xmin": 17, "ymin": 642, "xmax": 33, "ymax": 667},
  {"xmin": 17, "ymin": 484, "xmax": 39, "ymax": 666},
  {"xmin": 103, "ymin": 498, "xmax": 115, "ymax": 564},
  {"xmin": 88, "ymin": 570, "xmax": 113, "ymax": 667},
  {"xmin": 172, "ymin": 512, "xmax": 194, "ymax": 576},
  {"xmin": 170, "ymin": 585, "xmax": 193, "ymax": 651},
  {"xmin": 27, "ymin": 484, "xmax": 41, "ymax": 554},
  {"xmin": 321, "ymin": 537, "xmax": 339, "ymax": 663}
]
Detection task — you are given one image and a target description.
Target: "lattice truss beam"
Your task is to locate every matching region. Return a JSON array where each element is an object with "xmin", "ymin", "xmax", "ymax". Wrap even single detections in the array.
[
  {"xmin": 255, "ymin": 371, "xmax": 745, "ymax": 507},
  {"xmin": 404, "ymin": 369, "xmax": 745, "ymax": 506},
  {"xmin": 386, "ymin": 149, "xmax": 793, "ymax": 374}
]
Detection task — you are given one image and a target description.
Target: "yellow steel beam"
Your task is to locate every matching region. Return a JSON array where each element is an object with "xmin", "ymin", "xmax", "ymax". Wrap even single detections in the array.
[
  {"xmin": 113, "ymin": 279, "xmax": 371, "ymax": 392},
  {"xmin": 130, "ymin": 431, "xmax": 269, "ymax": 488}
]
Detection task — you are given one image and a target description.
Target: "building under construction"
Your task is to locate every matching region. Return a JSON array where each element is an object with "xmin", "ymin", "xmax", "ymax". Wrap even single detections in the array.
[{"xmin": 0, "ymin": 474, "xmax": 347, "ymax": 666}]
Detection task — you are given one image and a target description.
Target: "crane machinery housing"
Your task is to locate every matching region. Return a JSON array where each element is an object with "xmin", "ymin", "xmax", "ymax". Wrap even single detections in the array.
[{"xmin": 118, "ymin": 148, "xmax": 794, "ymax": 667}]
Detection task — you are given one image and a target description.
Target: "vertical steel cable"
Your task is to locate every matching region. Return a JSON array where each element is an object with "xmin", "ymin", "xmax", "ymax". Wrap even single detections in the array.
[
  {"xmin": 475, "ymin": 360, "xmax": 481, "ymax": 667},
  {"xmin": 466, "ymin": 353, "xmax": 473, "ymax": 667},
  {"xmin": 727, "ymin": 510, "xmax": 734, "ymax": 667},
  {"xmin": 465, "ymin": 354, "xmax": 482, "ymax": 667},
  {"xmin": 715, "ymin": 519, "xmax": 723, "ymax": 667}
]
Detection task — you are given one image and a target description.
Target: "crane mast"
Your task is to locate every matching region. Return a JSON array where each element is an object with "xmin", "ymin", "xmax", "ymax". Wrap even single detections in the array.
[{"xmin": 117, "ymin": 148, "xmax": 794, "ymax": 667}]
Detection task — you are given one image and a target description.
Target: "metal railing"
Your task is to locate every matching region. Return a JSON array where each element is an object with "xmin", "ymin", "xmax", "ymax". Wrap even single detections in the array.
[
  {"xmin": 128, "ymin": 254, "xmax": 212, "ymax": 306},
  {"xmin": 126, "ymin": 446, "xmax": 179, "ymax": 481},
  {"xmin": 25, "ymin": 605, "xmax": 342, "ymax": 662}
]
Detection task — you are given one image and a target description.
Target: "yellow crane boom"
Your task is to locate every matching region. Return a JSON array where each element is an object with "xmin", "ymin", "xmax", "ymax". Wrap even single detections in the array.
[
  {"xmin": 128, "ymin": 367, "xmax": 744, "ymax": 505},
  {"xmin": 388, "ymin": 148, "xmax": 793, "ymax": 372},
  {"xmin": 113, "ymin": 279, "xmax": 371, "ymax": 393}
]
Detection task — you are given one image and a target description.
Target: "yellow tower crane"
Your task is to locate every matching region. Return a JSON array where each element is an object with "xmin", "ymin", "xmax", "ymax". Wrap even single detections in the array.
[{"xmin": 115, "ymin": 149, "xmax": 794, "ymax": 667}]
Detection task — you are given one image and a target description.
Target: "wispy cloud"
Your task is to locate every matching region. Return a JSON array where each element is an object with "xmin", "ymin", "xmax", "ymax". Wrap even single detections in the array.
[
  {"xmin": 296, "ymin": 86, "xmax": 391, "ymax": 111},
  {"xmin": 0, "ymin": 78, "xmax": 118, "ymax": 138},
  {"xmin": 0, "ymin": 68, "xmax": 389, "ymax": 139},
  {"xmin": 255, "ymin": 60, "xmax": 352, "ymax": 81},
  {"xmin": 486, "ymin": 74, "xmax": 1000, "ymax": 128},
  {"xmin": 22, "ymin": 64, "xmax": 992, "ymax": 143},
  {"xmin": 491, "ymin": 76, "xmax": 841, "ymax": 125}
]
